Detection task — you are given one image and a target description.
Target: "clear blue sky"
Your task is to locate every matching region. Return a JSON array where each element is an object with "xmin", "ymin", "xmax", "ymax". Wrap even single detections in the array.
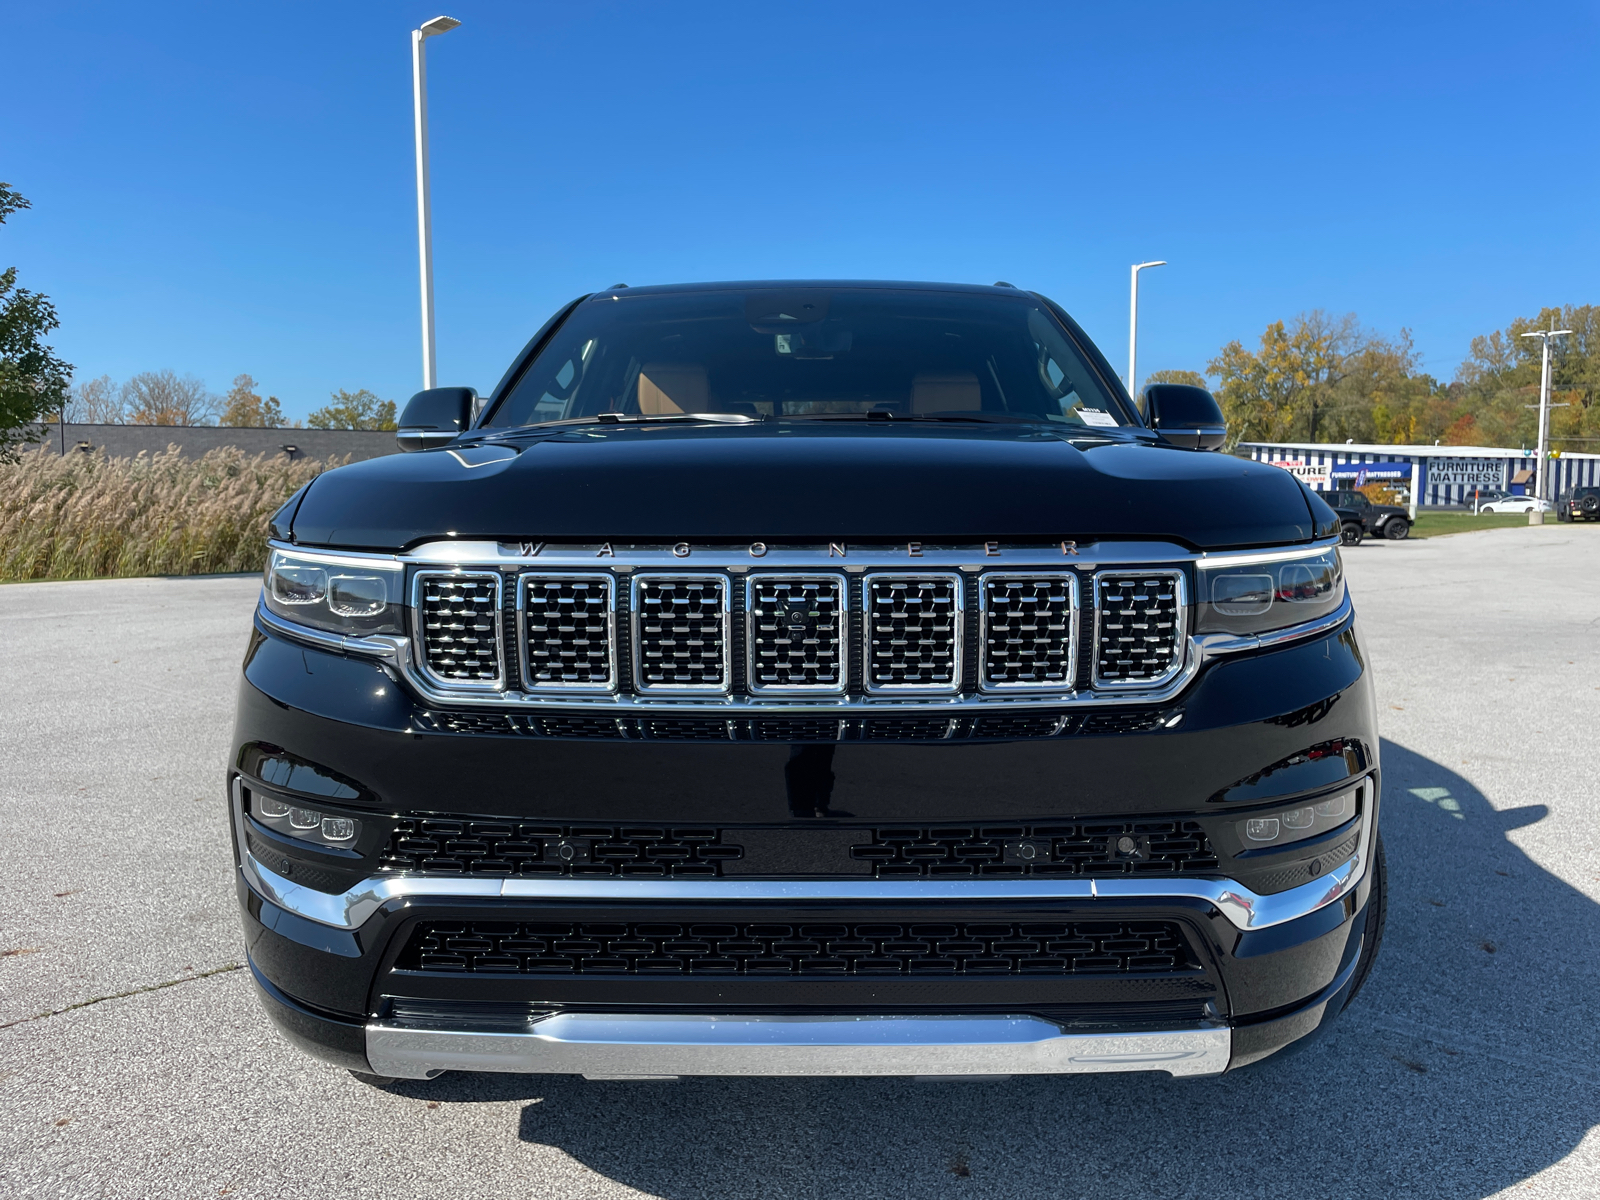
[{"xmin": 8, "ymin": 1, "xmax": 1598, "ymax": 422}]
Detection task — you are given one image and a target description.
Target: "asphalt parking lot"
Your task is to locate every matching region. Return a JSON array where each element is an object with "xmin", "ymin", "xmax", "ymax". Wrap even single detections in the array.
[{"xmin": 3, "ymin": 525, "xmax": 1599, "ymax": 1199}]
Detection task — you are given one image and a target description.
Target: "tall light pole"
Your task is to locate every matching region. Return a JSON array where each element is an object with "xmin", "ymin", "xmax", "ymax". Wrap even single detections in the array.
[
  {"xmin": 1520, "ymin": 322, "xmax": 1571, "ymax": 517},
  {"xmin": 1128, "ymin": 260, "xmax": 1166, "ymax": 398},
  {"xmin": 412, "ymin": 15, "xmax": 461, "ymax": 391}
]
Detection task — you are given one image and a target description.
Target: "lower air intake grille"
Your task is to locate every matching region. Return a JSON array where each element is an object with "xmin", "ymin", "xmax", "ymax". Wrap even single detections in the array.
[
  {"xmin": 751, "ymin": 718, "xmax": 844, "ymax": 741},
  {"xmin": 380, "ymin": 820, "xmax": 740, "ymax": 877},
  {"xmin": 418, "ymin": 573, "xmax": 502, "ymax": 684},
  {"xmin": 632, "ymin": 575, "xmax": 728, "ymax": 690},
  {"xmin": 980, "ymin": 574, "xmax": 1075, "ymax": 689},
  {"xmin": 851, "ymin": 822, "xmax": 1218, "ymax": 877},
  {"xmin": 865, "ymin": 574, "xmax": 961, "ymax": 690},
  {"xmin": 399, "ymin": 919, "xmax": 1195, "ymax": 975},
  {"xmin": 747, "ymin": 575, "xmax": 845, "ymax": 691},
  {"xmin": 1094, "ymin": 572, "xmax": 1183, "ymax": 686},
  {"xmin": 522, "ymin": 575, "xmax": 614, "ymax": 688}
]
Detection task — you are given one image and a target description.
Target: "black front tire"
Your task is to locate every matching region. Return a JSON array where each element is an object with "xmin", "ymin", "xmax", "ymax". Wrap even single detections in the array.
[
  {"xmin": 1341, "ymin": 835, "xmax": 1387, "ymax": 1011},
  {"xmin": 1340, "ymin": 522, "xmax": 1364, "ymax": 547},
  {"xmin": 1383, "ymin": 519, "xmax": 1410, "ymax": 540}
]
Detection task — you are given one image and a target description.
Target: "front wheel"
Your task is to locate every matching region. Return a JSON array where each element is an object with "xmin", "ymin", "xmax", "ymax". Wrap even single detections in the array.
[
  {"xmin": 1340, "ymin": 522, "xmax": 1364, "ymax": 547},
  {"xmin": 1383, "ymin": 519, "xmax": 1410, "ymax": 540}
]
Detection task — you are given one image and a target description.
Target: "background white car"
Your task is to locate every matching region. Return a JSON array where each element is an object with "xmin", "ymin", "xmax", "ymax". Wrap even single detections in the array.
[{"xmin": 1479, "ymin": 496, "xmax": 1554, "ymax": 514}]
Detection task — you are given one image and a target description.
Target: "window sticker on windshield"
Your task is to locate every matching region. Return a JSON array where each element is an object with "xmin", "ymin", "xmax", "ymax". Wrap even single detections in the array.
[{"xmin": 1077, "ymin": 408, "xmax": 1118, "ymax": 427}]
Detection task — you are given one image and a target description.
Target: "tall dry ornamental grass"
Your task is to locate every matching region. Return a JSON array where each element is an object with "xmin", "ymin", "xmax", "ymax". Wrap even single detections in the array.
[{"xmin": 0, "ymin": 446, "xmax": 346, "ymax": 580}]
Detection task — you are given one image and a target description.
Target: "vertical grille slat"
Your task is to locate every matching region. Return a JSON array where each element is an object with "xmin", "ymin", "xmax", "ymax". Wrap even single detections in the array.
[
  {"xmin": 746, "ymin": 575, "xmax": 846, "ymax": 692},
  {"xmin": 520, "ymin": 574, "xmax": 615, "ymax": 690},
  {"xmin": 864, "ymin": 573, "xmax": 962, "ymax": 691},
  {"xmin": 980, "ymin": 573, "xmax": 1077, "ymax": 690},
  {"xmin": 1094, "ymin": 572, "xmax": 1185, "ymax": 687},
  {"xmin": 631, "ymin": 574, "xmax": 730, "ymax": 691},
  {"xmin": 417, "ymin": 573, "xmax": 502, "ymax": 686}
]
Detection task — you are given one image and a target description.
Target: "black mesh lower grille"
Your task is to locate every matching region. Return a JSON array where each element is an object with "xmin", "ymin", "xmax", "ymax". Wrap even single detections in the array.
[
  {"xmin": 851, "ymin": 822, "xmax": 1219, "ymax": 877},
  {"xmin": 399, "ymin": 919, "xmax": 1196, "ymax": 975},
  {"xmin": 380, "ymin": 819, "xmax": 1218, "ymax": 878},
  {"xmin": 380, "ymin": 820, "xmax": 741, "ymax": 877}
]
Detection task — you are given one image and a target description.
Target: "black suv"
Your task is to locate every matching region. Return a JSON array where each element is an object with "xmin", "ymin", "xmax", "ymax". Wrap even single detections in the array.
[
  {"xmin": 1325, "ymin": 489, "xmax": 1410, "ymax": 539},
  {"xmin": 1563, "ymin": 486, "xmax": 1600, "ymax": 521},
  {"xmin": 233, "ymin": 281, "xmax": 1383, "ymax": 1084}
]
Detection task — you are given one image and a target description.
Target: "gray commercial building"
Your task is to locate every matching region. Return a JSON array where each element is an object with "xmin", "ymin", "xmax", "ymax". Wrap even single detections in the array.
[{"xmin": 23, "ymin": 422, "xmax": 401, "ymax": 464}]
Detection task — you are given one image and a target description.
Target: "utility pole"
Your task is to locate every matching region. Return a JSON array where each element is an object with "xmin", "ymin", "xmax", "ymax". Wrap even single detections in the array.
[
  {"xmin": 412, "ymin": 15, "xmax": 461, "ymax": 392},
  {"xmin": 1127, "ymin": 261, "xmax": 1166, "ymax": 399},
  {"xmin": 1520, "ymin": 322, "xmax": 1571, "ymax": 523}
]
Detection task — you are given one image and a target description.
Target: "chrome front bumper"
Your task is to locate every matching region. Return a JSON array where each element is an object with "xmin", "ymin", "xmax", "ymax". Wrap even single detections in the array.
[
  {"xmin": 365, "ymin": 1012, "xmax": 1232, "ymax": 1080},
  {"xmin": 239, "ymin": 831, "xmax": 1371, "ymax": 934}
]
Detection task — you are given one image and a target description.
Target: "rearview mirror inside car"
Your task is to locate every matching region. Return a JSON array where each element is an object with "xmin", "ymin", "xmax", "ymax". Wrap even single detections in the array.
[
  {"xmin": 1143, "ymin": 384, "xmax": 1227, "ymax": 451},
  {"xmin": 397, "ymin": 387, "xmax": 477, "ymax": 452}
]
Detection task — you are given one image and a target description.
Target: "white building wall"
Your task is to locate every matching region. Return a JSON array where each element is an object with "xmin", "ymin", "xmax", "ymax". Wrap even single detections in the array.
[{"xmin": 1242, "ymin": 443, "xmax": 1600, "ymax": 506}]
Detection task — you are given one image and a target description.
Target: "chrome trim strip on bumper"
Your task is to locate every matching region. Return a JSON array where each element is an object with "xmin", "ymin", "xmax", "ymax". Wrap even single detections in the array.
[
  {"xmin": 238, "ymin": 799, "xmax": 1371, "ymax": 935},
  {"xmin": 364, "ymin": 1012, "xmax": 1231, "ymax": 1080}
]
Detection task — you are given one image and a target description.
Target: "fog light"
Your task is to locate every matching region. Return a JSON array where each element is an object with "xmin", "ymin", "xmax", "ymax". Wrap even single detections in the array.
[
  {"xmin": 289, "ymin": 807, "xmax": 322, "ymax": 829},
  {"xmin": 1283, "ymin": 806, "xmax": 1316, "ymax": 830},
  {"xmin": 1246, "ymin": 817, "xmax": 1280, "ymax": 842},
  {"xmin": 1315, "ymin": 793, "xmax": 1350, "ymax": 818},
  {"xmin": 320, "ymin": 817, "xmax": 356, "ymax": 841},
  {"xmin": 256, "ymin": 796, "xmax": 291, "ymax": 819}
]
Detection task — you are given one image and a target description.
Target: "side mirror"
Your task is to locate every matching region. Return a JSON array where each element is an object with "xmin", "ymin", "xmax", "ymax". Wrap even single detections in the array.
[
  {"xmin": 397, "ymin": 387, "xmax": 476, "ymax": 452},
  {"xmin": 1143, "ymin": 383, "xmax": 1227, "ymax": 451}
]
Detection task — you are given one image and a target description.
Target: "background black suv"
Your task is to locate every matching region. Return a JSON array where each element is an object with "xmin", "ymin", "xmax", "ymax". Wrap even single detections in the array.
[
  {"xmin": 1563, "ymin": 486, "xmax": 1600, "ymax": 521},
  {"xmin": 1325, "ymin": 489, "xmax": 1410, "ymax": 539}
]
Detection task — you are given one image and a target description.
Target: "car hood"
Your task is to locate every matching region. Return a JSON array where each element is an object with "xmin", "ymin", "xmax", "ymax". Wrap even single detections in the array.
[{"xmin": 284, "ymin": 423, "xmax": 1323, "ymax": 552}]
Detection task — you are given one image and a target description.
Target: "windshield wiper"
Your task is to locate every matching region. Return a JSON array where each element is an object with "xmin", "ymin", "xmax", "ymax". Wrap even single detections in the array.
[
  {"xmin": 524, "ymin": 412, "xmax": 763, "ymax": 429},
  {"xmin": 779, "ymin": 412, "xmax": 1056, "ymax": 425}
]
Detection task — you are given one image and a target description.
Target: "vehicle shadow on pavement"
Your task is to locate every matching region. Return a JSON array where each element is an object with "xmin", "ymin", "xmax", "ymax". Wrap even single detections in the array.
[{"xmin": 397, "ymin": 739, "xmax": 1600, "ymax": 1199}]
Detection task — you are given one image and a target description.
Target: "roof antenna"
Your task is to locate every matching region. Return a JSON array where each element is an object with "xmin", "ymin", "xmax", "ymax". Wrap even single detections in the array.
[
  {"xmin": 609, "ymin": 283, "xmax": 629, "ymax": 289},
  {"xmin": 993, "ymin": 281, "xmax": 1016, "ymax": 288}
]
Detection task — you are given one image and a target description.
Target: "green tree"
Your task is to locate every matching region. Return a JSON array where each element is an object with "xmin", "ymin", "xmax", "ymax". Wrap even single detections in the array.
[
  {"xmin": 1206, "ymin": 312, "xmax": 1352, "ymax": 446},
  {"xmin": 307, "ymin": 388, "xmax": 397, "ymax": 431},
  {"xmin": 220, "ymin": 374, "xmax": 286, "ymax": 427},
  {"xmin": 1456, "ymin": 306, "xmax": 1600, "ymax": 452},
  {"xmin": 0, "ymin": 184, "xmax": 73, "ymax": 461}
]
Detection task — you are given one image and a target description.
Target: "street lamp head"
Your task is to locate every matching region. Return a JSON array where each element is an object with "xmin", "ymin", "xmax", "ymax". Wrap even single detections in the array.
[
  {"xmin": 1134, "ymin": 260, "xmax": 1167, "ymax": 271},
  {"xmin": 419, "ymin": 15, "xmax": 461, "ymax": 37}
]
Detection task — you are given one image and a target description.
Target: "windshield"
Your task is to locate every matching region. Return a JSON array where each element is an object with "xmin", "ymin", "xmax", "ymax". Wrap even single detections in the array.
[{"xmin": 484, "ymin": 288, "xmax": 1136, "ymax": 429}]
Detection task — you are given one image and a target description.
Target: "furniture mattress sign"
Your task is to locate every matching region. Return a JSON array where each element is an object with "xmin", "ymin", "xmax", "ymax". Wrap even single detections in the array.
[{"xmin": 1426, "ymin": 458, "xmax": 1505, "ymax": 488}]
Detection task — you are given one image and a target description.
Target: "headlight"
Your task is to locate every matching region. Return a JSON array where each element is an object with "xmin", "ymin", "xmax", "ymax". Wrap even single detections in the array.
[
  {"xmin": 1195, "ymin": 546, "xmax": 1343, "ymax": 637},
  {"xmin": 263, "ymin": 547, "xmax": 404, "ymax": 637}
]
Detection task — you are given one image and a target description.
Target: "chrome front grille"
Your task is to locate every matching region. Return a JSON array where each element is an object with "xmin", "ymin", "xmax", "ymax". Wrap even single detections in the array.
[
  {"xmin": 416, "ymin": 573, "xmax": 501, "ymax": 685},
  {"xmin": 865, "ymin": 573, "xmax": 961, "ymax": 691},
  {"xmin": 632, "ymin": 574, "xmax": 728, "ymax": 690},
  {"xmin": 409, "ymin": 560, "xmax": 1199, "ymax": 704},
  {"xmin": 1093, "ymin": 572, "xmax": 1184, "ymax": 687},
  {"xmin": 746, "ymin": 575, "xmax": 845, "ymax": 692},
  {"xmin": 521, "ymin": 574, "xmax": 614, "ymax": 689},
  {"xmin": 979, "ymin": 574, "xmax": 1076, "ymax": 690}
]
